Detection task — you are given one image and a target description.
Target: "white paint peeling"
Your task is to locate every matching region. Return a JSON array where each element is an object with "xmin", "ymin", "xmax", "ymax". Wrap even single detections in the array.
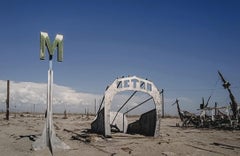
[
  {"xmin": 40, "ymin": 32, "xmax": 48, "ymax": 38},
  {"xmin": 56, "ymin": 34, "xmax": 63, "ymax": 41}
]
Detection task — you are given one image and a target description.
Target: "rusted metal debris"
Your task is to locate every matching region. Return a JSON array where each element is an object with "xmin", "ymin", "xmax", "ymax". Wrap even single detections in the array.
[
  {"xmin": 218, "ymin": 71, "xmax": 238, "ymax": 119},
  {"xmin": 17, "ymin": 135, "xmax": 38, "ymax": 141},
  {"xmin": 173, "ymin": 71, "xmax": 240, "ymax": 129},
  {"xmin": 63, "ymin": 128, "xmax": 91, "ymax": 143},
  {"xmin": 172, "ymin": 99, "xmax": 201, "ymax": 127}
]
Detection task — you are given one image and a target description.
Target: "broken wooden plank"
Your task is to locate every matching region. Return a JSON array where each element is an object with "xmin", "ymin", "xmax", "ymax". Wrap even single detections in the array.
[
  {"xmin": 211, "ymin": 142, "xmax": 240, "ymax": 150},
  {"xmin": 185, "ymin": 144, "xmax": 224, "ymax": 155}
]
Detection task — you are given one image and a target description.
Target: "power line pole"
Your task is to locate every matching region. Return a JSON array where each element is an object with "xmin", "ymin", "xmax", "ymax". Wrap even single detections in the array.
[
  {"xmin": 6, "ymin": 80, "xmax": 10, "ymax": 120},
  {"xmin": 161, "ymin": 89, "xmax": 164, "ymax": 118},
  {"xmin": 94, "ymin": 99, "xmax": 97, "ymax": 115}
]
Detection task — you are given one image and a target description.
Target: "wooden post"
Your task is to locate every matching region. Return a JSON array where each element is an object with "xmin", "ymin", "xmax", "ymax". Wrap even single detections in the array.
[
  {"xmin": 63, "ymin": 109, "xmax": 68, "ymax": 119},
  {"xmin": 6, "ymin": 80, "xmax": 10, "ymax": 120},
  {"xmin": 94, "ymin": 99, "xmax": 97, "ymax": 115},
  {"xmin": 87, "ymin": 108, "xmax": 89, "ymax": 118},
  {"xmin": 161, "ymin": 89, "xmax": 164, "ymax": 118},
  {"xmin": 215, "ymin": 102, "xmax": 217, "ymax": 116}
]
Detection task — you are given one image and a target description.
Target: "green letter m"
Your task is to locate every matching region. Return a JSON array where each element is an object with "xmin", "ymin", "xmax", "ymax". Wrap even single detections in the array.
[{"xmin": 40, "ymin": 32, "xmax": 63, "ymax": 62}]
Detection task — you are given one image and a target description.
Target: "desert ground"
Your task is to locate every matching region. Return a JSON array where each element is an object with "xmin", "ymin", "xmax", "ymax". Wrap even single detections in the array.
[{"xmin": 0, "ymin": 113, "xmax": 240, "ymax": 156}]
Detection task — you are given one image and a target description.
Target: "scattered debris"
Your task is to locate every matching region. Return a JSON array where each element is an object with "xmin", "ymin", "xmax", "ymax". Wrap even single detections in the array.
[
  {"xmin": 71, "ymin": 135, "xmax": 91, "ymax": 143},
  {"xmin": 63, "ymin": 128, "xmax": 117, "ymax": 155},
  {"xmin": 185, "ymin": 144, "xmax": 224, "ymax": 155},
  {"xmin": 17, "ymin": 135, "xmax": 38, "ymax": 141},
  {"xmin": 211, "ymin": 142, "xmax": 240, "ymax": 150},
  {"xmin": 172, "ymin": 99, "xmax": 201, "ymax": 127},
  {"xmin": 161, "ymin": 151, "xmax": 176, "ymax": 156},
  {"xmin": 64, "ymin": 128, "xmax": 92, "ymax": 143},
  {"xmin": 54, "ymin": 123, "xmax": 61, "ymax": 130},
  {"xmin": 173, "ymin": 71, "xmax": 240, "ymax": 130},
  {"xmin": 121, "ymin": 147, "xmax": 133, "ymax": 154},
  {"xmin": 110, "ymin": 124, "xmax": 121, "ymax": 133}
]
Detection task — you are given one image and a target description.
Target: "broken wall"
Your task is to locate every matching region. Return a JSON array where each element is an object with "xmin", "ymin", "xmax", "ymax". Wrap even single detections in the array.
[
  {"xmin": 127, "ymin": 109, "xmax": 156, "ymax": 136},
  {"xmin": 91, "ymin": 108, "xmax": 105, "ymax": 134},
  {"xmin": 91, "ymin": 110, "xmax": 128, "ymax": 134}
]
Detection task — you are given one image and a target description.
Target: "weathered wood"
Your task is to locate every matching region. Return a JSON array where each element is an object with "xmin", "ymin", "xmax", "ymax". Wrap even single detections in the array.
[
  {"xmin": 211, "ymin": 142, "xmax": 240, "ymax": 150},
  {"xmin": 218, "ymin": 71, "xmax": 238, "ymax": 119},
  {"xmin": 185, "ymin": 144, "xmax": 224, "ymax": 155},
  {"xmin": 6, "ymin": 80, "xmax": 10, "ymax": 120},
  {"xmin": 161, "ymin": 89, "xmax": 164, "ymax": 118},
  {"xmin": 17, "ymin": 135, "xmax": 38, "ymax": 141}
]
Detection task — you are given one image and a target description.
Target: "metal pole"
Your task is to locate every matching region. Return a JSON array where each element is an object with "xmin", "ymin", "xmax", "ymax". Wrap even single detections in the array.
[
  {"xmin": 6, "ymin": 80, "xmax": 10, "ymax": 120},
  {"xmin": 94, "ymin": 99, "xmax": 97, "ymax": 115},
  {"xmin": 111, "ymin": 82, "xmax": 144, "ymax": 125},
  {"xmin": 215, "ymin": 102, "xmax": 217, "ymax": 116},
  {"xmin": 111, "ymin": 91, "xmax": 137, "ymax": 125},
  {"xmin": 46, "ymin": 59, "xmax": 53, "ymax": 154},
  {"xmin": 124, "ymin": 97, "xmax": 153, "ymax": 115},
  {"xmin": 161, "ymin": 89, "xmax": 164, "ymax": 118}
]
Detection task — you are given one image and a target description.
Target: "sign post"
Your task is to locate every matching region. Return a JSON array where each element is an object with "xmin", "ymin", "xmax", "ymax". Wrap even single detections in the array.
[{"xmin": 32, "ymin": 32, "xmax": 70, "ymax": 154}]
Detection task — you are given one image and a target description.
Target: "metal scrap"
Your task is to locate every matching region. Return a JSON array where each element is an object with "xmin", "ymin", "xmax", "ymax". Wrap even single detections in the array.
[{"xmin": 173, "ymin": 71, "xmax": 240, "ymax": 129}]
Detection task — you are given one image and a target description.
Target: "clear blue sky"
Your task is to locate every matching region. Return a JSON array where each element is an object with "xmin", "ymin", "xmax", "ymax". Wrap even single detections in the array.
[{"xmin": 0, "ymin": 0, "xmax": 240, "ymax": 112}]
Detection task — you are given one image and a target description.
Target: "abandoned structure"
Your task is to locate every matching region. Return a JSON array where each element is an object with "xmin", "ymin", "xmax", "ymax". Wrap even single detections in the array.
[
  {"xmin": 91, "ymin": 76, "xmax": 162, "ymax": 137},
  {"xmin": 32, "ymin": 32, "xmax": 69, "ymax": 154},
  {"xmin": 173, "ymin": 71, "xmax": 240, "ymax": 129}
]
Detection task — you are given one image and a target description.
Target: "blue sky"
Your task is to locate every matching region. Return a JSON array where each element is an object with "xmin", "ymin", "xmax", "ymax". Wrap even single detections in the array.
[{"xmin": 0, "ymin": 1, "xmax": 240, "ymax": 114}]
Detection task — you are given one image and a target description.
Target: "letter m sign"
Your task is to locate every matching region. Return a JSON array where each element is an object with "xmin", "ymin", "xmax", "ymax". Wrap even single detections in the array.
[{"xmin": 40, "ymin": 32, "xmax": 63, "ymax": 62}]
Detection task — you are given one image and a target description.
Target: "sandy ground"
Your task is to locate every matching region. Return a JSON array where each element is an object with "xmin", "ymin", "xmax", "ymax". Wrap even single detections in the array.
[{"xmin": 0, "ymin": 113, "xmax": 240, "ymax": 156}]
